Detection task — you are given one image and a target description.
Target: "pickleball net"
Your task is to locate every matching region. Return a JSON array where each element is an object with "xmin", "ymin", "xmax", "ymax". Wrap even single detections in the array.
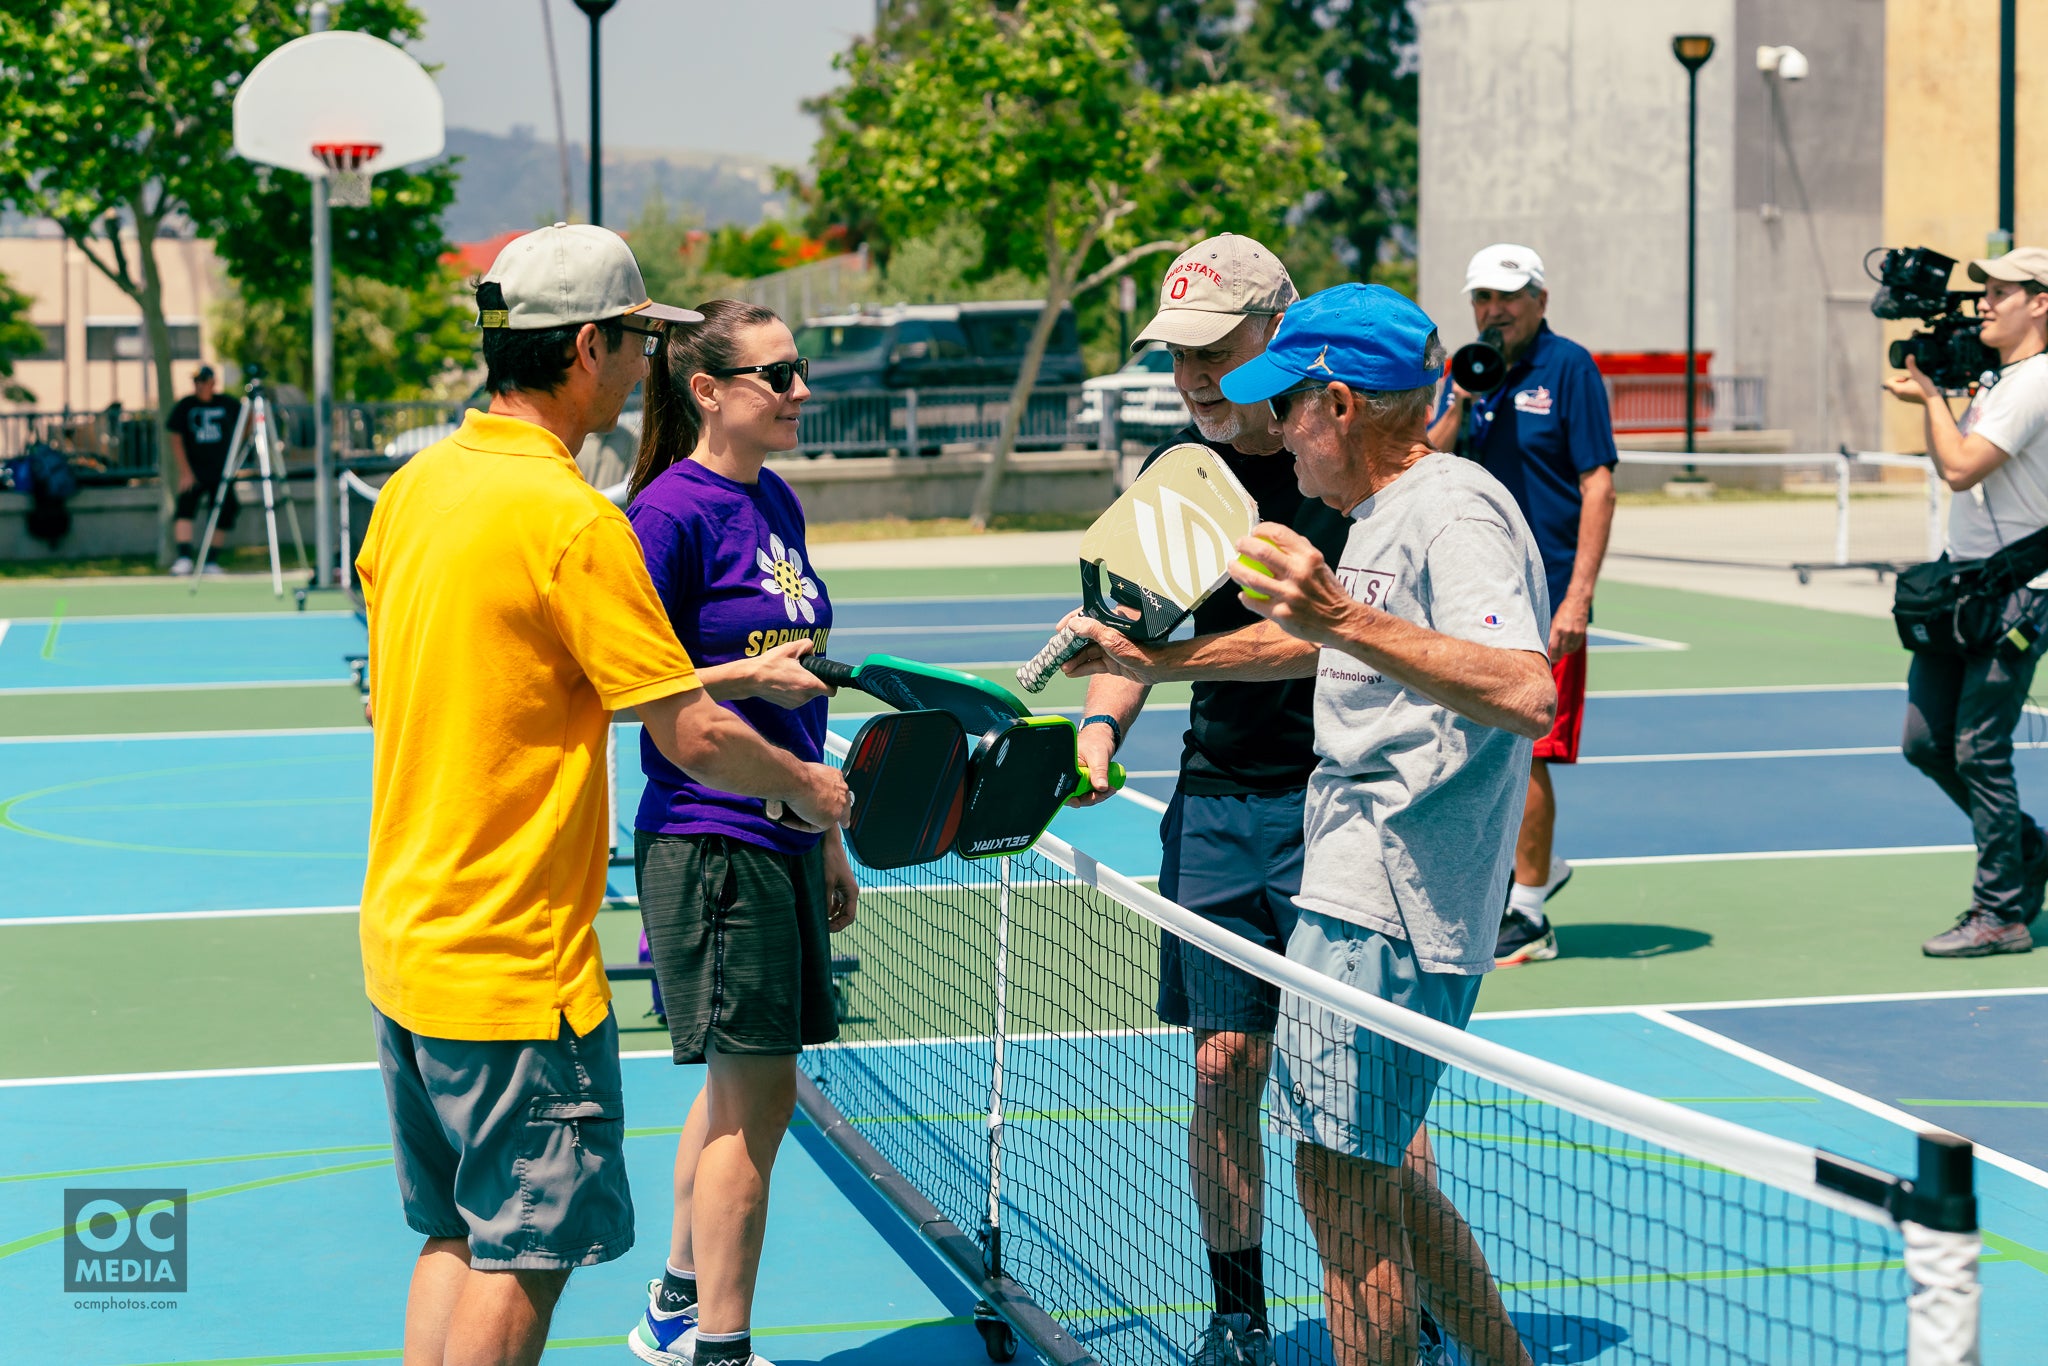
[{"xmin": 799, "ymin": 737, "xmax": 1981, "ymax": 1366}]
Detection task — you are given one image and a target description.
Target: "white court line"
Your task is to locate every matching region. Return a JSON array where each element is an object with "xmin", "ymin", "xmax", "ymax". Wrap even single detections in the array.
[
  {"xmin": 1587, "ymin": 626, "xmax": 1689, "ymax": 652},
  {"xmin": 1115, "ymin": 787, "xmax": 1170, "ymax": 814},
  {"xmin": 0, "ymin": 620, "xmax": 9, "ymax": 650},
  {"xmin": 1477, "ymin": 985, "xmax": 2048, "ymax": 1021},
  {"xmin": 1640, "ymin": 1007, "xmax": 2048, "ymax": 1194},
  {"xmin": 828, "ymin": 623, "xmax": 1059, "ymax": 638},
  {"xmin": 0, "ymin": 725, "xmax": 364, "ymax": 745},
  {"xmin": 0, "ymin": 677, "xmax": 352, "ymax": 698},
  {"xmin": 1587, "ymin": 681, "xmax": 1906, "ymax": 699},
  {"xmin": 0, "ymin": 1059, "xmax": 380, "ymax": 1089},
  {"xmin": 0, "ymin": 610, "xmax": 353, "ymax": 626},
  {"xmin": 1580, "ymin": 741, "xmax": 2048, "ymax": 764},
  {"xmin": 0, "ymin": 904, "xmax": 359, "ymax": 929},
  {"xmin": 1571, "ymin": 844, "xmax": 1973, "ymax": 868},
  {"xmin": 834, "ymin": 593, "xmax": 1072, "ymax": 606}
]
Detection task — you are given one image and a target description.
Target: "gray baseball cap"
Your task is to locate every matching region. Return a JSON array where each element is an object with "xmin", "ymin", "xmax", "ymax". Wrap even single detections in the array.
[
  {"xmin": 1131, "ymin": 233, "xmax": 1296, "ymax": 351},
  {"xmin": 478, "ymin": 223, "xmax": 703, "ymax": 330}
]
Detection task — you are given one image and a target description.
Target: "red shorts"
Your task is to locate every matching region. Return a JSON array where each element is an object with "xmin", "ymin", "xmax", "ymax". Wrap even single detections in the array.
[{"xmin": 1533, "ymin": 646, "xmax": 1587, "ymax": 763}]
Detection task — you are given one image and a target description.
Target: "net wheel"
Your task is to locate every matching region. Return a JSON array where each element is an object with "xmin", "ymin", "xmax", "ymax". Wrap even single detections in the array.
[{"xmin": 975, "ymin": 1317, "xmax": 1017, "ymax": 1362}]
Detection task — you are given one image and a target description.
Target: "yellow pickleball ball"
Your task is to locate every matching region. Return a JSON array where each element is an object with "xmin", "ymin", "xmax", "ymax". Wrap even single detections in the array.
[{"xmin": 1237, "ymin": 537, "xmax": 1278, "ymax": 600}]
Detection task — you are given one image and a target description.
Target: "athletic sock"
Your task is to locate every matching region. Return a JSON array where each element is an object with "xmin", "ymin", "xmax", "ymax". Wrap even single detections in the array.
[
  {"xmin": 654, "ymin": 1263, "xmax": 697, "ymax": 1317},
  {"xmin": 692, "ymin": 1328, "xmax": 752, "ymax": 1364},
  {"xmin": 1507, "ymin": 880, "xmax": 1547, "ymax": 922},
  {"xmin": 1208, "ymin": 1244, "xmax": 1268, "ymax": 1333},
  {"xmin": 176, "ymin": 541, "xmax": 194, "ymax": 559}
]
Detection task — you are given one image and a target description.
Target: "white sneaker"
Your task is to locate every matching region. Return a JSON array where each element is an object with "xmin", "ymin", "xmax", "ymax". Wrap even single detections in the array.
[
  {"xmin": 170, "ymin": 556, "xmax": 195, "ymax": 576},
  {"xmin": 201, "ymin": 561, "xmax": 226, "ymax": 575}
]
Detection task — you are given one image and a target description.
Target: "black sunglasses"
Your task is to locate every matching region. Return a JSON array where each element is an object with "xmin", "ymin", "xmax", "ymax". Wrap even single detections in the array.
[
  {"xmin": 1267, "ymin": 378, "xmax": 1329, "ymax": 423},
  {"xmin": 710, "ymin": 358, "xmax": 811, "ymax": 393},
  {"xmin": 619, "ymin": 321, "xmax": 664, "ymax": 358}
]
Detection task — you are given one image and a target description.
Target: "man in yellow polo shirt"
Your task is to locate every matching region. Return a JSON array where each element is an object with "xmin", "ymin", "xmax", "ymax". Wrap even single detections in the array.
[{"xmin": 356, "ymin": 223, "xmax": 851, "ymax": 1366}]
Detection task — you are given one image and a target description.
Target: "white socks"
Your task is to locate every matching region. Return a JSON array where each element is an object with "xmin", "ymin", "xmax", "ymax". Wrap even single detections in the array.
[{"xmin": 1507, "ymin": 879, "xmax": 1548, "ymax": 922}]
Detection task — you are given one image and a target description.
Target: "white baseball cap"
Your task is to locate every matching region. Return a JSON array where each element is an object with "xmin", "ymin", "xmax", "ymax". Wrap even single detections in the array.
[
  {"xmin": 1464, "ymin": 244, "xmax": 1546, "ymax": 295},
  {"xmin": 479, "ymin": 223, "xmax": 703, "ymax": 330},
  {"xmin": 1131, "ymin": 233, "xmax": 1297, "ymax": 350}
]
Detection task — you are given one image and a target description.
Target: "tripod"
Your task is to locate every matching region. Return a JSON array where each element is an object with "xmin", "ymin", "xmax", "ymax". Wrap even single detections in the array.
[{"xmin": 191, "ymin": 368, "xmax": 308, "ymax": 597}]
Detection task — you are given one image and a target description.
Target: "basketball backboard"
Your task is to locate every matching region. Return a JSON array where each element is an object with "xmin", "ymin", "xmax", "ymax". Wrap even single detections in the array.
[{"xmin": 233, "ymin": 30, "xmax": 444, "ymax": 179}]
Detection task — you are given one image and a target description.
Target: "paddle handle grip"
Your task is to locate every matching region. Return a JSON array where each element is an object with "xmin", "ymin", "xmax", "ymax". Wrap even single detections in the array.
[
  {"xmin": 1016, "ymin": 627, "xmax": 1087, "ymax": 694},
  {"xmin": 801, "ymin": 655, "xmax": 859, "ymax": 688}
]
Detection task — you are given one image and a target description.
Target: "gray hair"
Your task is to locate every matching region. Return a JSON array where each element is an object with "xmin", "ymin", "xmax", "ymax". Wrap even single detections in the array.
[{"xmin": 1356, "ymin": 330, "xmax": 1449, "ymax": 430}]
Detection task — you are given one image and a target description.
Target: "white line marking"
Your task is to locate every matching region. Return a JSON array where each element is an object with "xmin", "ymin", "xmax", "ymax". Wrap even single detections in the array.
[
  {"xmin": 0, "ymin": 610, "xmax": 355, "ymax": 626},
  {"xmin": 1581, "ymin": 741, "xmax": 2048, "ymax": 764},
  {"xmin": 0, "ymin": 1060, "xmax": 381, "ymax": 1089},
  {"xmin": 1475, "ymin": 986, "xmax": 2048, "ymax": 1021},
  {"xmin": 1570, "ymin": 845, "xmax": 1973, "ymax": 868},
  {"xmin": 0, "ymin": 677, "xmax": 353, "ymax": 698},
  {"xmin": 1639, "ymin": 1007, "xmax": 2048, "ymax": 1193},
  {"xmin": 1113, "ymin": 787, "xmax": 1170, "ymax": 815},
  {"xmin": 0, "ymin": 905, "xmax": 359, "ymax": 928},
  {"xmin": 0, "ymin": 725, "xmax": 365, "ymax": 745},
  {"xmin": 833, "ymin": 593, "xmax": 1072, "ymax": 606},
  {"xmin": 1587, "ymin": 681, "xmax": 1906, "ymax": 699},
  {"xmin": 828, "ymin": 623, "xmax": 1060, "ymax": 638},
  {"xmin": 0, "ymin": 620, "xmax": 9, "ymax": 651},
  {"xmin": 1586, "ymin": 626, "xmax": 1690, "ymax": 652}
]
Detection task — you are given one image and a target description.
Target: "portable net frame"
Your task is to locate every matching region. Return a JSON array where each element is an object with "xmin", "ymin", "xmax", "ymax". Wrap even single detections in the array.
[
  {"xmin": 312, "ymin": 141, "xmax": 381, "ymax": 207},
  {"xmin": 799, "ymin": 733, "xmax": 1982, "ymax": 1366}
]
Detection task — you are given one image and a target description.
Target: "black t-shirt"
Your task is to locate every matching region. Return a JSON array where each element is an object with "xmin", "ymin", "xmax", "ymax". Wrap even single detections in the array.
[
  {"xmin": 1141, "ymin": 427, "xmax": 1353, "ymax": 796},
  {"xmin": 167, "ymin": 395, "xmax": 241, "ymax": 473}
]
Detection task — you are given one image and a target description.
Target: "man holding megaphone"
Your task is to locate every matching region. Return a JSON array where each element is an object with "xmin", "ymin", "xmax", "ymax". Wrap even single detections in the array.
[{"xmin": 1426, "ymin": 245, "xmax": 1618, "ymax": 968}]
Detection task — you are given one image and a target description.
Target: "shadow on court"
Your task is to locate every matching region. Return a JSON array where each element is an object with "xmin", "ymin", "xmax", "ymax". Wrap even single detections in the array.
[
  {"xmin": 1277, "ymin": 1310, "xmax": 1630, "ymax": 1363},
  {"xmin": 1553, "ymin": 923, "xmax": 1713, "ymax": 959}
]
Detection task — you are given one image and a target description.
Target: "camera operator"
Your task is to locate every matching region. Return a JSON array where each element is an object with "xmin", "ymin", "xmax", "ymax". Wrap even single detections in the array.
[{"xmin": 1885, "ymin": 246, "xmax": 2048, "ymax": 957}]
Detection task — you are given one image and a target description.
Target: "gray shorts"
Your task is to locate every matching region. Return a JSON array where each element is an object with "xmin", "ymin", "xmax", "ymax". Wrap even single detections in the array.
[
  {"xmin": 1269, "ymin": 910, "xmax": 1483, "ymax": 1165},
  {"xmin": 372, "ymin": 1008, "xmax": 634, "ymax": 1270}
]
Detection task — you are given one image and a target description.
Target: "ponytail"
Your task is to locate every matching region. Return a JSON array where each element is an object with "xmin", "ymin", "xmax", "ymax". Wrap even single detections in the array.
[{"xmin": 628, "ymin": 299, "xmax": 781, "ymax": 502}]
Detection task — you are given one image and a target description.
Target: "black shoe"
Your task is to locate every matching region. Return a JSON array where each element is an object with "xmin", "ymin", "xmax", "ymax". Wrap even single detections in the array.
[
  {"xmin": 2023, "ymin": 833, "xmax": 2048, "ymax": 927},
  {"xmin": 1494, "ymin": 910, "xmax": 1558, "ymax": 967}
]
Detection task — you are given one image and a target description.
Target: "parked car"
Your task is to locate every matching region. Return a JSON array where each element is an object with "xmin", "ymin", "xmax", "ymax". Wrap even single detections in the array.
[
  {"xmin": 795, "ymin": 301, "xmax": 1085, "ymax": 393},
  {"xmin": 1079, "ymin": 344, "xmax": 1187, "ymax": 437}
]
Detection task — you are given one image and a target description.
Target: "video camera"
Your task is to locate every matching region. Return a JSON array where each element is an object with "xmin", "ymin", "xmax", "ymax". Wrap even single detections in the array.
[{"xmin": 1868, "ymin": 246, "xmax": 1996, "ymax": 391}]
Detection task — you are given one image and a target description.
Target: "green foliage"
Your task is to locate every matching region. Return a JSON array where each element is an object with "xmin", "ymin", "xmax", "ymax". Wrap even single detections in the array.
[
  {"xmin": 209, "ymin": 267, "xmax": 474, "ymax": 403},
  {"xmin": 0, "ymin": 269, "xmax": 44, "ymax": 403},
  {"xmin": 873, "ymin": 221, "xmax": 1038, "ymax": 305}
]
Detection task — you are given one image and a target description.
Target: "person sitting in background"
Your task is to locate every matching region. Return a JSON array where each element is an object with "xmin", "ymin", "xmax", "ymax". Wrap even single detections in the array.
[{"xmin": 1886, "ymin": 245, "xmax": 2048, "ymax": 957}]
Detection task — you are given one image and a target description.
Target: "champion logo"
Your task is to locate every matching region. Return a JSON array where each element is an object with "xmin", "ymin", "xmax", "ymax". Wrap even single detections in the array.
[
  {"xmin": 1482, "ymin": 613, "xmax": 1503, "ymax": 628},
  {"xmin": 1513, "ymin": 386, "xmax": 1553, "ymax": 416}
]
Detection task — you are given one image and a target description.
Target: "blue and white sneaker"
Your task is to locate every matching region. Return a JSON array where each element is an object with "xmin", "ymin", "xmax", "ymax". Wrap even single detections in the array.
[
  {"xmin": 627, "ymin": 1279, "xmax": 698, "ymax": 1366},
  {"xmin": 664, "ymin": 1327, "xmax": 777, "ymax": 1366}
]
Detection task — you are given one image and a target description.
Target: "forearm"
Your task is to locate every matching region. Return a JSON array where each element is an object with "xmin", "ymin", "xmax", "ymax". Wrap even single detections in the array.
[
  {"xmin": 1563, "ymin": 475, "xmax": 1615, "ymax": 612},
  {"xmin": 169, "ymin": 436, "xmax": 192, "ymax": 481},
  {"xmin": 1925, "ymin": 400, "xmax": 1970, "ymax": 486},
  {"xmin": 1426, "ymin": 399, "xmax": 1465, "ymax": 451},
  {"xmin": 694, "ymin": 660, "xmax": 764, "ymax": 704},
  {"xmin": 1328, "ymin": 605, "xmax": 1555, "ymax": 738},
  {"xmin": 1146, "ymin": 621, "xmax": 1320, "ymax": 682},
  {"xmin": 1082, "ymin": 673, "xmax": 1149, "ymax": 732},
  {"xmin": 647, "ymin": 694, "xmax": 813, "ymax": 802}
]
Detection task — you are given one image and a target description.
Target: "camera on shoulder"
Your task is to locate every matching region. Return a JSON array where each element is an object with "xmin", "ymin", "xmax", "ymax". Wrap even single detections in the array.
[{"xmin": 1868, "ymin": 246, "xmax": 1997, "ymax": 391}]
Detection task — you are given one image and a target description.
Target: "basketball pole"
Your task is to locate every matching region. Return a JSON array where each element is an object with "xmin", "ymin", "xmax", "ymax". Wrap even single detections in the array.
[{"xmin": 309, "ymin": 0, "xmax": 337, "ymax": 588}]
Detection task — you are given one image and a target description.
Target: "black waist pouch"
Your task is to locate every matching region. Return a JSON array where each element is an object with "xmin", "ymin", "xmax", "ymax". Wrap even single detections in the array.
[{"xmin": 1895, "ymin": 523, "xmax": 2048, "ymax": 656}]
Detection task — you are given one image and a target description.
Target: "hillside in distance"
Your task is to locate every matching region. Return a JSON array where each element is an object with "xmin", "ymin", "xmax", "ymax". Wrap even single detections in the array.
[{"xmin": 442, "ymin": 126, "xmax": 786, "ymax": 241}]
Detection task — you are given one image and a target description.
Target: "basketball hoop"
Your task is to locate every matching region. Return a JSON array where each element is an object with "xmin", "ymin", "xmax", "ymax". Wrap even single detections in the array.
[{"xmin": 312, "ymin": 142, "xmax": 382, "ymax": 207}]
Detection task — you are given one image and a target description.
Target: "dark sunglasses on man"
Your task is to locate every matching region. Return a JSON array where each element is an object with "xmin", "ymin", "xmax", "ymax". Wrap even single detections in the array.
[
  {"xmin": 619, "ymin": 320, "xmax": 664, "ymax": 357},
  {"xmin": 710, "ymin": 358, "xmax": 811, "ymax": 394},
  {"xmin": 1266, "ymin": 377, "xmax": 1329, "ymax": 423}
]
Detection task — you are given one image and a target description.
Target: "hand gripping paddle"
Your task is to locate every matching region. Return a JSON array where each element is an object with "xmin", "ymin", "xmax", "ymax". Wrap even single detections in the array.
[
  {"xmin": 807, "ymin": 653, "xmax": 1126, "ymax": 865},
  {"xmin": 1016, "ymin": 442, "xmax": 1259, "ymax": 692}
]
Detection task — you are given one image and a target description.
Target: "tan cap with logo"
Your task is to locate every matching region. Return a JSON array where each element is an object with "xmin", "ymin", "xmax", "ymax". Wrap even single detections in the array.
[
  {"xmin": 478, "ymin": 223, "xmax": 704, "ymax": 330},
  {"xmin": 1968, "ymin": 247, "xmax": 2048, "ymax": 289},
  {"xmin": 1131, "ymin": 233, "xmax": 1297, "ymax": 351}
]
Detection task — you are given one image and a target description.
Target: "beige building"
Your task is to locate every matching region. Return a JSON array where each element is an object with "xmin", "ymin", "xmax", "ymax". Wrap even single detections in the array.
[{"xmin": 0, "ymin": 229, "xmax": 224, "ymax": 415}]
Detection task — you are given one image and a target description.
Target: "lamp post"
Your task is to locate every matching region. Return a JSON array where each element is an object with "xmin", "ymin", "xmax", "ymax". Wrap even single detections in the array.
[
  {"xmin": 1673, "ymin": 34, "xmax": 1714, "ymax": 461},
  {"xmin": 573, "ymin": 0, "xmax": 618, "ymax": 225},
  {"xmin": 1994, "ymin": 0, "xmax": 2015, "ymax": 256}
]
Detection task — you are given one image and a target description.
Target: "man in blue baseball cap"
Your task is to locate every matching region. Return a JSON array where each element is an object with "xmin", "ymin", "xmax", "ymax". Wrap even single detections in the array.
[{"xmin": 1064, "ymin": 283, "xmax": 1549, "ymax": 1365}]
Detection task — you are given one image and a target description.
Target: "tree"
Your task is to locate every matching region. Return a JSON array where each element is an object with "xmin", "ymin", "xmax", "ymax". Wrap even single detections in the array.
[
  {"xmin": 813, "ymin": 0, "xmax": 1330, "ymax": 526},
  {"xmin": 0, "ymin": 1, "xmax": 447, "ymax": 556},
  {"xmin": 0, "ymin": 270, "xmax": 44, "ymax": 403},
  {"xmin": 210, "ymin": 267, "xmax": 475, "ymax": 403}
]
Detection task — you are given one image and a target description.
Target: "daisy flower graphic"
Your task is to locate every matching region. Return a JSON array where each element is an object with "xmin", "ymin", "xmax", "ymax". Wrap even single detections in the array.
[{"xmin": 757, "ymin": 535, "xmax": 819, "ymax": 624}]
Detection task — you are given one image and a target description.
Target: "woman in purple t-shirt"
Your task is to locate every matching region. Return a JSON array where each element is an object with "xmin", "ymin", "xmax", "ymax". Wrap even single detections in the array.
[{"xmin": 620, "ymin": 300, "xmax": 855, "ymax": 1366}]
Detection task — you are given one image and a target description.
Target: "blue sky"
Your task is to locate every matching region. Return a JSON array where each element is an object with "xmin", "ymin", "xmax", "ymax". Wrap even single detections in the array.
[{"xmin": 412, "ymin": 0, "xmax": 875, "ymax": 167}]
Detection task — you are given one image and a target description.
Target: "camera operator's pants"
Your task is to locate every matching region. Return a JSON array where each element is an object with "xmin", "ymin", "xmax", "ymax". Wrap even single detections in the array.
[{"xmin": 1902, "ymin": 610, "xmax": 2047, "ymax": 924}]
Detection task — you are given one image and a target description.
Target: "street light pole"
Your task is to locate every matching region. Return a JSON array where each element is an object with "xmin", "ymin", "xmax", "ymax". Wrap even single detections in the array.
[
  {"xmin": 1995, "ymin": 0, "xmax": 2016, "ymax": 255},
  {"xmin": 573, "ymin": 0, "xmax": 618, "ymax": 225},
  {"xmin": 1673, "ymin": 35, "xmax": 1715, "ymax": 460}
]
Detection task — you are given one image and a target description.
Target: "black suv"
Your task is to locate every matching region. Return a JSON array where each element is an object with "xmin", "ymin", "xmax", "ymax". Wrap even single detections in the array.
[{"xmin": 796, "ymin": 302, "xmax": 1083, "ymax": 393}]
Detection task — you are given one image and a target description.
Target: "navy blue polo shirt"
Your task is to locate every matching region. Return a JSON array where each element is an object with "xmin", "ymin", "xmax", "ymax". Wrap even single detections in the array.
[{"xmin": 1436, "ymin": 322, "xmax": 1617, "ymax": 612}]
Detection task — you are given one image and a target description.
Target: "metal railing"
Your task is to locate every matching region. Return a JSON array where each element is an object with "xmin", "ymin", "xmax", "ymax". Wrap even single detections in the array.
[
  {"xmin": 797, "ymin": 384, "xmax": 1107, "ymax": 457},
  {"xmin": 1605, "ymin": 374, "xmax": 1767, "ymax": 433}
]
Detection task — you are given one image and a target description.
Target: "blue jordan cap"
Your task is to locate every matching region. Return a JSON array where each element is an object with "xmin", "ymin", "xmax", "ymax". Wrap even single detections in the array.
[{"xmin": 1219, "ymin": 283, "xmax": 1442, "ymax": 403}]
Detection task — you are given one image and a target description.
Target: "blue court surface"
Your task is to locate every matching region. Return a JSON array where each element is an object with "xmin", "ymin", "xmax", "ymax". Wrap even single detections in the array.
[
  {"xmin": 5, "ymin": 999, "xmax": 2044, "ymax": 1363},
  {"xmin": 2, "ymin": 685, "xmax": 2031, "ymax": 921},
  {"xmin": 0, "ymin": 598, "xmax": 1675, "ymax": 693}
]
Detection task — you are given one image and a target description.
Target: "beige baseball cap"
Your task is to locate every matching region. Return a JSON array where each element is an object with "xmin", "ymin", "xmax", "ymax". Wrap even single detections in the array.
[
  {"xmin": 1968, "ymin": 247, "xmax": 2048, "ymax": 288},
  {"xmin": 1131, "ymin": 233, "xmax": 1296, "ymax": 350},
  {"xmin": 478, "ymin": 223, "xmax": 703, "ymax": 330}
]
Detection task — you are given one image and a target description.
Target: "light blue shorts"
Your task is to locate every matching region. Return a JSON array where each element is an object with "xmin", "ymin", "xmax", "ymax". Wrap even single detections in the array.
[{"xmin": 1269, "ymin": 909, "xmax": 1484, "ymax": 1165}]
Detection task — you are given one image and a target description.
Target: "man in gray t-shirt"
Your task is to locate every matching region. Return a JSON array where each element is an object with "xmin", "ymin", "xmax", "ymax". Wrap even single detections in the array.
[{"xmin": 1221, "ymin": 284, "xmax": 1552, "ymax": 1366}]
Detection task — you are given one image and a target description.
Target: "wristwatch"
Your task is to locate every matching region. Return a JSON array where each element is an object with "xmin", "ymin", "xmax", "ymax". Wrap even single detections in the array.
[{"xmin": 1079, "ymin": 713, "xmax": 1124, "ymax": 753}]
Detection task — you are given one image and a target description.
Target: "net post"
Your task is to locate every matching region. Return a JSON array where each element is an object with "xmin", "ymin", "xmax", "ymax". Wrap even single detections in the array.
[
  {"xmin": 1834, "ymin": 452, "xmax": 1851, "ymax": 566},
  {"xmin": 982, "ymin": 854, "xmax": 1013, "ymax": 1283},
  {"xmin": 1904, "ymin": 1132, "xmax": 1980, "ymax": 1366}
]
